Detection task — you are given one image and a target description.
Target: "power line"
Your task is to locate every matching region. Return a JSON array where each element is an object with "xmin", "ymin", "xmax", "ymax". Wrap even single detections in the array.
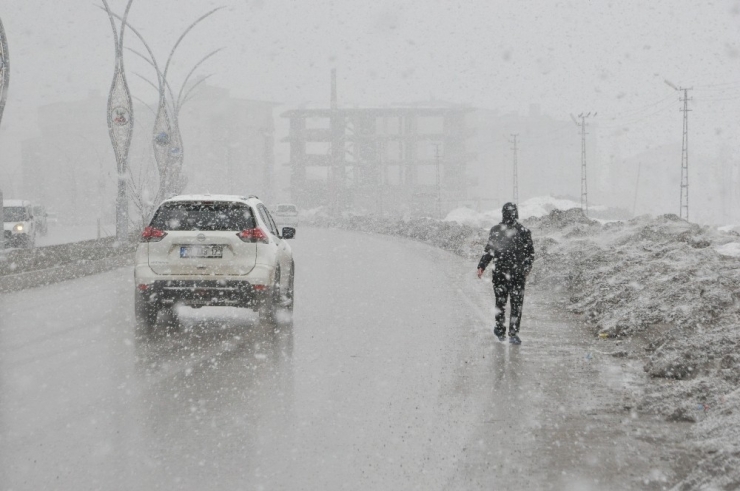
[
  {"xmin": 694, "ymin": 94, "xmax": 740, "ymax": 103},
  {"xmin": 602, "ymin": 95, "xmax": 674, "ymax": 123},
  {"xmin": 598, "ymin": 99, "xmax": 676, "ymax": 129},
  {"xmin": 692, "ymin": 80, "xmax": 740, "ymax": 89}
]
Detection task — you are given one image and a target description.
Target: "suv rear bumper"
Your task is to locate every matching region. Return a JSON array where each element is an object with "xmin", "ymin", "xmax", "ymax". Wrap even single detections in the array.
[
  {"xmin": 134, "ymin": 263, "xmax": 275, "ymax": 309},
  {"xmin": 138, "ymin": 279, "xmax": 270, "ymax": 309}
]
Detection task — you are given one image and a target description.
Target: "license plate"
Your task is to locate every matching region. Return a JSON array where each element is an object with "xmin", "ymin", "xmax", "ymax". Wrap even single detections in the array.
[
  {"xmin": 180, "ymin": 245, "xmax": 223, "ymax": 258},
  {"xmin": 187, "ymin": 299, "xmax": 212, "ymax": 305}
]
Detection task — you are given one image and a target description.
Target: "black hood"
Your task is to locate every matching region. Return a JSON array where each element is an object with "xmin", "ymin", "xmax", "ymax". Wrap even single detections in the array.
[{"xmin": 502, "ymin": 202, "xmax": 518, "ymax": 224}]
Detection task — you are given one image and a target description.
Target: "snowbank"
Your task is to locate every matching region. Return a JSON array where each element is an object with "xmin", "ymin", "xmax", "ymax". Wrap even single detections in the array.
[
  {"xmin": 304, "ymin": 207, "xmax": 740, "ymax": 489},
  {"xmin": 718, "ymin": 224, "xmax": 740, "ymax": 234},
  {"xmin": 523, "ymin": 211, "xmax": 740, "ymax": 490},
  {"xmin": 715, "ymin": 242, "xmax": 740, "ymax": 257},
  {"xmin": 443, "ymin": 195, "xmax": 626, "ymax": 229},
  {"xmin": 443, "ymin": 207, "xmax": 501, "ymax": 229}
]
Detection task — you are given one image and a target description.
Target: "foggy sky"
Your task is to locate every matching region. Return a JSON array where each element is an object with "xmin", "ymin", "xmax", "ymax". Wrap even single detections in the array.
[{"xmin": 1, "ymin": 0, "xmax": 740, "ymax": 213}]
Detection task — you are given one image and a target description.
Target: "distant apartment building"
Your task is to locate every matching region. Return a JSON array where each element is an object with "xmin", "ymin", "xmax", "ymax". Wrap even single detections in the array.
[{"xmin": 282, "ymin": 100, "xmax": 474, "ymax": 216}]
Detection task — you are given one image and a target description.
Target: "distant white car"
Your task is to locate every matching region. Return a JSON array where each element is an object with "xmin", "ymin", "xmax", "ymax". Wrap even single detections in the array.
[
  {"xmin": 134, "ymin": 195, "xmax": 295, "ymax": 332},
  {"xmin": 272, "ymin": 203, "xmax": 299, "ymax": 228},
  {"xmin": 3, "ymin": 200, "xmax": 36, "ymax": 248}
]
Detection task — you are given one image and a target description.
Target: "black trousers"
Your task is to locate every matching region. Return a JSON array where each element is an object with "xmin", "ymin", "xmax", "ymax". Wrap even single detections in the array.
[{"xmin": 492, "ymin": 269, "xmax": 526, "ymax": 336}]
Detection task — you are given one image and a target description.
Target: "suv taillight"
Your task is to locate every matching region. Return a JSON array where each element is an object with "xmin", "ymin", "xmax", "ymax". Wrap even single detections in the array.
[
  {"xmin": 141, "ymin": 226, "xmax": 167, "ymax": 242},
  {"xmin": 237, "ymin": 228, "xmax": 269, "ymax": 244}
]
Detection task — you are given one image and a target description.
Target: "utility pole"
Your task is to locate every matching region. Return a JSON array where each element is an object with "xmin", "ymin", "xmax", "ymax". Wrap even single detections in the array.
[
  {"xmin": 510, "ymin": 134, "xmax": 519, "ymax": 204},
  {"xmin": 664, "ymin": 80, "xmax": 692, "ymax": 221},
  {"xmin": 679, "ymin": 88, "xmax": 692, "ymax": 221},
  {"xmin": 572, "ymin": 112, "xmax": 595, "ymax": 216},
  {"xmin": 434, "ymin": 143, "xmax": 442, "ymax": 218}
]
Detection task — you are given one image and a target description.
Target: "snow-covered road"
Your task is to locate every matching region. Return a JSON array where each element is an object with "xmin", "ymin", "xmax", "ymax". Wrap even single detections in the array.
[{"xmin": 0, "ymin": 228, "xmax": 676, "ymax": 490}]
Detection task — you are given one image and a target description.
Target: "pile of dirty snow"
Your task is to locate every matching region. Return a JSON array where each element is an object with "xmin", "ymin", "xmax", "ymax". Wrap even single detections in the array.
[
  {"xmin": 523, "ymin": 211, "xmax": 740, "ymax": 490},
  {"xmin": 444, "ymin": 196, "xmax": 629, "ymax": 229}
]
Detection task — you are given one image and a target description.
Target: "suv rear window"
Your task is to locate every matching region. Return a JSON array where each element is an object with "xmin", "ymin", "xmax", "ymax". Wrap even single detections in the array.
[{"xmin": 150, "ymin": 202, "xmax": 256, "ymax": 231}]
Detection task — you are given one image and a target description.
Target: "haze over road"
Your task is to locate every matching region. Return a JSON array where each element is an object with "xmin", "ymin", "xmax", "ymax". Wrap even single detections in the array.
[{"xmin": 0, "ymin": 228, "xmax": 669, "ymax": 490}]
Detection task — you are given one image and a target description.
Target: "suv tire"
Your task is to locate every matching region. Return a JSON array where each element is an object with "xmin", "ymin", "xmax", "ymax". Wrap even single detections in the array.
[
  {"xmin": 259, "ymin": 269, "xmax": 280, "ymax": 326},
  {"xmin": 285, "ymin": 262, "xmax": 295, "ymax": 312},
  {"xmin": 135, "ymin": 292, "xmax": 158, "ymax": 332}
]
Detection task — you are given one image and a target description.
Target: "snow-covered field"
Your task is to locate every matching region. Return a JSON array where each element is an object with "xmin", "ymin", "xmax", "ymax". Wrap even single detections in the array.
[{"xmin": 303, "ymin": 201, "xmax": 740, "ymax": 489}]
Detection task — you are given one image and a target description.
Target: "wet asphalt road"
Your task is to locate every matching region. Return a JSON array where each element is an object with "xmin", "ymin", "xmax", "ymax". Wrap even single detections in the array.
[{"xmin": 0, "ymin": 228, "xmax": 673, "ymax": 490}]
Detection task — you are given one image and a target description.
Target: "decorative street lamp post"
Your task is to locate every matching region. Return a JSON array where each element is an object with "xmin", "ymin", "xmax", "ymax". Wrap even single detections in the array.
[
  {"xmin": 0, "ymin": 16, "xmax": 10, "ymax": 250},
  {"xmin": 0, "ymin": 17, "xmax": 8, "ymax": 126},
  {"xmin": 101, "ymin": 0, "xmax": 134, "ymax": 242},
  {"xmin": 101, "ymin": 7, "xmax": 221, "ymax": 205}
]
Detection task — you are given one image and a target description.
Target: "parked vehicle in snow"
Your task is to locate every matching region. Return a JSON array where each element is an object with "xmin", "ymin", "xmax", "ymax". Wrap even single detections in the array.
[
  {"xmin": 3, "ymin": 199, "xmax": 36, "ymax": 248},
  {"xmin": 272, "ymin": 203, "xmax": 299, "ymax": 229},
  {"xmin": 134, "ymin": 195, "xmax": 295, "ymax": 333}
]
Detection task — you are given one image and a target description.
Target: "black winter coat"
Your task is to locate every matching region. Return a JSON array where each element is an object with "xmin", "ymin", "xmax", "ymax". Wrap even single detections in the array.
[{"xmin": 477, "ymin": 221, "xmax": 535, "ymax": 276}]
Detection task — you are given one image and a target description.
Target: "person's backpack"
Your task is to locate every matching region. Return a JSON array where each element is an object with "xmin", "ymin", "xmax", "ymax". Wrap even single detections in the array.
[{"xmin": 489, "ymin": 224, "xmax": 518, "ymax": 255}]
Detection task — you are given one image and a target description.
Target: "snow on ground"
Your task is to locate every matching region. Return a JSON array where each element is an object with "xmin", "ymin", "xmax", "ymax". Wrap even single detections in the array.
[{"xmin": 304, "ymin": 207, "xmax": 740, "ymax": 489}]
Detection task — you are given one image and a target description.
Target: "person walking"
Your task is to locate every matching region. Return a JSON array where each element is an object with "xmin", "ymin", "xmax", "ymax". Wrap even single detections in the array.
[{"xmin": 477, "ymin": 202, "xmax": 535, "ymax": 344}]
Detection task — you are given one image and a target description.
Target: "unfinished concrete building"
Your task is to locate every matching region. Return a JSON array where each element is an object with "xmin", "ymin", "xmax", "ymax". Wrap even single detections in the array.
[{"xmin": 282, "ymin": 101, "xmax": 474, "ymax": 217}]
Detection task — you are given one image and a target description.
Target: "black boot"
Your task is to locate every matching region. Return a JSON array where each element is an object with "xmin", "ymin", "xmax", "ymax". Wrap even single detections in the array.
[{"xmin": 494, "ymin": 326, "xmax": 506, "ymax": 342}]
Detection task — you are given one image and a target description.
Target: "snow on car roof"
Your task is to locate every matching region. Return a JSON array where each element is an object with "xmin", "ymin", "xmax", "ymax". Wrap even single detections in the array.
[{"xmin": 163, "ymin": 194, "xmax": 256, "ymax": 204}]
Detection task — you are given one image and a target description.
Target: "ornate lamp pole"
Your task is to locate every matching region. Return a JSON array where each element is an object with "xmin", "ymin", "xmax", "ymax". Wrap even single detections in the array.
[
  {"xmin": 0, "ymin": 17, "xmax": 8, "ymax": 125},
  {"xmin": 101, "ymin": 0, "xmax": 134, "ymax": 241},
  {"xmin": 0, "ymin": 17, "xmax": 9, "ymax": 250}
]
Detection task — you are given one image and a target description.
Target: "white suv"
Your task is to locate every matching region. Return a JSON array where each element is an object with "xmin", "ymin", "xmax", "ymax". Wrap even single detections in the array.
[{"xmin": 134, "ymin": 195, "xmax": 295, "ymax": 332}]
